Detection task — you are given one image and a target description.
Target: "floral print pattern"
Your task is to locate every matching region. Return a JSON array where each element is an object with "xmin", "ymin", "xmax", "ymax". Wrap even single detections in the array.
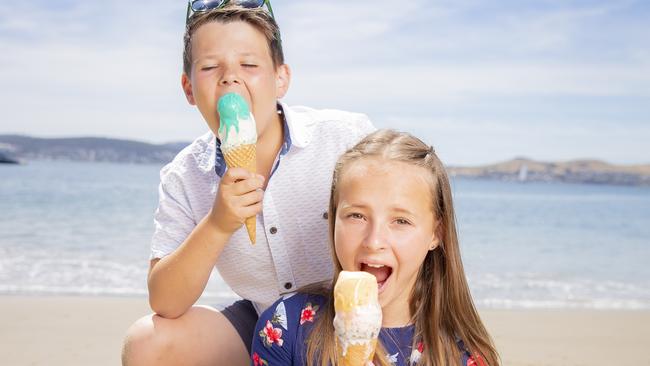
[
  {"xmin": 259, "ymin": 320, "xmax": 284, "ymax": 347},
  {"xmin": 467, "ymin": 353, "xmax": 487, "ymax": 366},
  {"xmin": 409, "ymin": 341, "xmax": 424, "ymax": 365},
  {"xmin": 299, "ymin": 302, "xmax": 319, "ymax": 325},
  {"xmin": 251, "ymin": 294, "xmax": 482, "ymax": 366},
  {"xmin": 252, "ymin": 352, "xmax": 268, "ymax": 366}
]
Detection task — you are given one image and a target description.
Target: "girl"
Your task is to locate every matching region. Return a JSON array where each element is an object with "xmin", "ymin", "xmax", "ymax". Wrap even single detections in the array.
[{"xmin": 251, "ymin": 130, "xmax": 499, "ymax": 365}]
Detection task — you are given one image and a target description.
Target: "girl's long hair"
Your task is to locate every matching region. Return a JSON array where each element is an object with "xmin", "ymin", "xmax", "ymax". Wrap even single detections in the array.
[{"xmin": 305, "ymin": 129, "xmax": 499, "ymax": 366}]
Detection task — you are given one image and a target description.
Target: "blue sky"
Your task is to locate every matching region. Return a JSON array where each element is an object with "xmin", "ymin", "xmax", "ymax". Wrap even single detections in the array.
[{"xmin": 0, "ymin": 0, "xmax": 648, "ymax": 165}]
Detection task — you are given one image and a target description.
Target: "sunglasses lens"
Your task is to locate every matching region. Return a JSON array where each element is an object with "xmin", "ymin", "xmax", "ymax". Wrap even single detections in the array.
[
  {"xmin": 191, "ymin": 0, "xmax": 224, "ymax": 12},
  {"xmin": 232, "ymin": 0, "xmax": 265, "ymax": 8}
]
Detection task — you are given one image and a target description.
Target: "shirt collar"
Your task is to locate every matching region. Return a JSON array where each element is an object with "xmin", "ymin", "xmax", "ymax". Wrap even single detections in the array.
[{"xmin": 214, "ymin": 103, "xmax": 293, "ymax": 177}]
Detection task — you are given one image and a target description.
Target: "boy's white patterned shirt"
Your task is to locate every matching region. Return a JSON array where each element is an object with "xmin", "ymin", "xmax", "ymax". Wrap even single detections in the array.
[{"xmin": 150, "ymin": 103, "xmax": 375, "ymax": 313}]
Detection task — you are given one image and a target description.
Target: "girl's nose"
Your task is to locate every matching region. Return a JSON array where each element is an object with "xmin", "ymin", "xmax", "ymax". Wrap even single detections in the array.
[{"xmin": 363, "ymin": 223, "xmax": 388, "ymax": 252}]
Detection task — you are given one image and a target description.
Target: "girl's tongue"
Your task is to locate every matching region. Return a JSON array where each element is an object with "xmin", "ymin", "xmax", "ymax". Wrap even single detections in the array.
[{"xmin": 360, "ymin": 264, "xmax": 392, "ymax": 286}]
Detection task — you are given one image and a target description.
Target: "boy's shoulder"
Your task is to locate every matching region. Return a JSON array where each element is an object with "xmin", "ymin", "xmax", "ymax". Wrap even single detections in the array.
[
  {"xmin": 287, "ymin": 104, "xmax": 370, "ymax": 125},
  {"xmin": 283, "ymin": 104, "xmax": 375, "ymax": 146},
  {"xmin": 160, "ymin": 131, "xmax": 216, "ymax": 180}
]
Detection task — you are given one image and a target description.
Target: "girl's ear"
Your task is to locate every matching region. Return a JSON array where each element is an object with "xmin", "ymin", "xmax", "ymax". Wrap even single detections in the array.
[
  {"xmin": 275, "ymin": 64, "xmax": 291, "ymax": 99},
  {"xmin": 428, "ymin": 236, "xmax": 440, "ymax": 251},
  {"xmin": 429, "ymin": 221, "xmax": 442, "ymax": 251},
  {"xmin": 181, "ymin": 72, "xmax": 196, "ymax": 105}
]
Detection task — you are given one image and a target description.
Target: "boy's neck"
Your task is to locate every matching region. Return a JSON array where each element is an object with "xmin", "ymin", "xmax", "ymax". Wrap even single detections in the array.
[{"xmin": 255, "ymin": 109, "xmax": 284, "ymax": 181}]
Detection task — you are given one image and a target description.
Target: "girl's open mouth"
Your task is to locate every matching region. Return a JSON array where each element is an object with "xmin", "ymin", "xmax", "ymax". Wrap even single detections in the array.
[{"xmin": 360, "ymin": 263, "xmax": 393, "ymax": 293}]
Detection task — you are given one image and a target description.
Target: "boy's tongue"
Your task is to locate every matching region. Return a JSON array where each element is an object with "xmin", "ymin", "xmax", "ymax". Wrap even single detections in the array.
[{"xmin": 361, "ymin": 264, "xmax": 391, "ymax": 284}]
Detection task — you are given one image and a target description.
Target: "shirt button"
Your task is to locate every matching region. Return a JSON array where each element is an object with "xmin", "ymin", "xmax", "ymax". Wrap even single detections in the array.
[
  {"xmin": 284, "ymin": 282, "xmax": 292, "ymax": 290},
  {"xmin": 322, "ymin": 212, "xmax": 328, "ymax": 220},
  {"xmin": 270, "ymin": 227, "xmax": 278, "ymax": 234}
]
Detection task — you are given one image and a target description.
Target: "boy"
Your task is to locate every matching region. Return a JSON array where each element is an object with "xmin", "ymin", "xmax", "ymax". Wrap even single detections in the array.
[{"xmin": 122, "ymin": 2, "xmax": 375, "ymax": 366}]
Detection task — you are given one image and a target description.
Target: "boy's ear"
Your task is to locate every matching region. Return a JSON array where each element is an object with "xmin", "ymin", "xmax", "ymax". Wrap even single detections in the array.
[
  {"xmin": 181, "ymin": 72, "xmax": 196, "ymax": 105},
  {"xmin": 275, "ymin": 64, "xmax": 291, "ymax": 99}
]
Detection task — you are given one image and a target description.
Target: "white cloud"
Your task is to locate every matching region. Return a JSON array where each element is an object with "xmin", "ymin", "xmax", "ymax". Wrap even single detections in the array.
[{"xmin": 0, "ymin": 0, "xmax": 648, "ymax": 164}]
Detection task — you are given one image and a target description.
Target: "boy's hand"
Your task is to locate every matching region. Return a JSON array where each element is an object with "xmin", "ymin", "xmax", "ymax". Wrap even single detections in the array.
[{"xmin": 209, "ymin": 167, "xmax": 265, "ymax": 235}]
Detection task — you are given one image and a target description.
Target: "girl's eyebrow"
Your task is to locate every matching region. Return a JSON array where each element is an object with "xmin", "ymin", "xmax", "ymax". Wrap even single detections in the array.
[
  {"xmin": 339, "ymin": 202, "xmax": 415, "ymax": 216},
  {"xmin": 338, "ymin": 202, "xmax": 369, "ymax": 210},
  {"xmin": 391, "ymin": 207, "xmax": 416, "ymax": 216}
]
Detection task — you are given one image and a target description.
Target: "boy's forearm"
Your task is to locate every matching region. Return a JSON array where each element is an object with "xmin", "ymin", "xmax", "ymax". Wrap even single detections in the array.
[{"xmin": 147, "ymin": 216, "xmax": 232, "ymax": 318}]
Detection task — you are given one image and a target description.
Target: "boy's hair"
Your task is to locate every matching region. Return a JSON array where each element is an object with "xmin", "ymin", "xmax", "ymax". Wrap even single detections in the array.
[
  {"xmin": 183, "ymin": 6, "xmax": 284, "ymax": 76},
  {"xmin": 305, "ymin": 129, "xmax": 500, "ymax": 366}
]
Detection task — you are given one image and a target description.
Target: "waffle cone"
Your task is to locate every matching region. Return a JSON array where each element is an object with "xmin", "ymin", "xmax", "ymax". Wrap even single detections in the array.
[
  {"xmin": 223, "ymin": 144, "xmax": 257, "ymax": 244},
  {"xmin": 337, "ymin": 340, "xmax": 377, "ymax": 366}
]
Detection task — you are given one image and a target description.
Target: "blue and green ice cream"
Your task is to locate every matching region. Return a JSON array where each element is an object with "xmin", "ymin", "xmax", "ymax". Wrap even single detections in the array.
[{"xmin": 217, "ymin": 93, "xmax": 257, "ymax": 153}]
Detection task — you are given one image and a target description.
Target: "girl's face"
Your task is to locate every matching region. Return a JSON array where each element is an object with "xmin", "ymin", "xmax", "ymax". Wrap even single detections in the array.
[{"xmin": 334, "ymin": 158, "xmax": 439, "ymax": 327}]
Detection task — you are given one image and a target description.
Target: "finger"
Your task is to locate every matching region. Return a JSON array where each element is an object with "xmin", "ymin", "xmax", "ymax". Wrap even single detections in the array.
[
  {"xmin": 239, "ymin": 202, "xmax": 263, "ymax": 219},
  {"xmin": 221, "ymin": 167, "xmax": 254, "ymax": 185},
  {"xmin": 231, "ymin": 175, "xmax": 265, "ymax": 196},
  {"xmin": 237, "ymin": 189, "xmax": 264, "ymax": 207}
]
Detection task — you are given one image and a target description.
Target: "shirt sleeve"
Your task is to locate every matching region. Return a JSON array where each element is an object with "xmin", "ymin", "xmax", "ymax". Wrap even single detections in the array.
[
  {"xmin": 251, "ymin": 297, "xmax": 294, "ymax": 365},
  {"xmin": 150, "ymin": 167, "xmax": 196, "ymax": 260},
  {"xmin": 356, "ymin": 113, "xmax": 377, "ymax": 138}
]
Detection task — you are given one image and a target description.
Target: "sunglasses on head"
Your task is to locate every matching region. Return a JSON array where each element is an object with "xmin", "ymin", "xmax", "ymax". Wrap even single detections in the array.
[{"xmin": 186, "ymin": 0, "xmax": 275, "ymax": 25}]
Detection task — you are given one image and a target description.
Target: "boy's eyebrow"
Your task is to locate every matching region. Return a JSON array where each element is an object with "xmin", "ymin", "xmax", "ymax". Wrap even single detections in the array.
[{"xmin": 194, "ymin": 51, "xmax": 262, "ymax": 61}]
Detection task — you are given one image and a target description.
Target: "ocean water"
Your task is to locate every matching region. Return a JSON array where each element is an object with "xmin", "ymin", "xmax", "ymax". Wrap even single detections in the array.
[{"xmin": 1, "ymin": 161, "xmax": 649, "ymax": 309}]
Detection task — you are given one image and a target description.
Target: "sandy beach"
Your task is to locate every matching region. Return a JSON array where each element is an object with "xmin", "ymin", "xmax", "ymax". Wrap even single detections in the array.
[{"xmin": 1, "ymin": 295, "xmax": 649, "ymax": 366}]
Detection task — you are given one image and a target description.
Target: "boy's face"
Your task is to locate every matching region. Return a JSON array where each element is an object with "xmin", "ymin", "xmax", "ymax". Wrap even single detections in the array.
[{"xmin": 182, "ymin": 20, "xmax": 290, "ymax": 137}]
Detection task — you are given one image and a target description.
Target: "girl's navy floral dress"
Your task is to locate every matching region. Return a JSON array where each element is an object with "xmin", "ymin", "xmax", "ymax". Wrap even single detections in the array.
[{"xmin": 251, "ymin": 293, "xmax": 485, "ymax": 366}]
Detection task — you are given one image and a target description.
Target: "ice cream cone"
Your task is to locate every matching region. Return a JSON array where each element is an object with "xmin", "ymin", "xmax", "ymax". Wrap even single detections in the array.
[
  {"xmin": 333, "ymin": 271, "xmax": 382, "ymax": 366},
  {"xmin": 223, "ymin": 143, "xmax": 257, "ymax": 244},
  {"xmin": 336, "ymin": 340, "xmax": 378, "ymax": 366},
  {"xmin": 217, "ymin": 92, "xmax": 258, "ymax": 245}
]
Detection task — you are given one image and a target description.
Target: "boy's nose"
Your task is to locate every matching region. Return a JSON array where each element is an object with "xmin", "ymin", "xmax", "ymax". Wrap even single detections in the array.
[{"xmin": 219, "ymin": 68, "xmax": 241, "ymax": 85}]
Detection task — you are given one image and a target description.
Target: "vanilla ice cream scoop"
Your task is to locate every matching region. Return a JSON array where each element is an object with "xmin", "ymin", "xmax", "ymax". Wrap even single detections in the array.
[{"xmin": 333, "ymin": 271, "xmax": 382, "ymax": 366}]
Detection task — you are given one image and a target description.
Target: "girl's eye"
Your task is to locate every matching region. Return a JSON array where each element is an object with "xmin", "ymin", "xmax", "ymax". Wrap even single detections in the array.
[
  {"xmin": 242, "ymin": 64, "xmax": 257, "ymax": 68},
  {"xmin": 348, "ymin": 213, "xmax": 364, "ymax": 220},
  {"xmin": 395, "ymin": 218, "xmax": 411, "ymax": 225},
  {"xmin": 201, "ymin": 66, "xmax": 217, "ymax": 71}
]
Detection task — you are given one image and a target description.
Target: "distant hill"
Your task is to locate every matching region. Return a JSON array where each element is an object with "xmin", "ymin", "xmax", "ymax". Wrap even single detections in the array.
[
  {"xmin": 3, "ymin": 135, "xmax": 648, "ymax": 187},
  {"xmin": 448, "ymin": 158, "xmax": 650, "ymax": 186},
  {"xmin": 0, "ymin": 135, "xmax": 191, "ymax": 164}
]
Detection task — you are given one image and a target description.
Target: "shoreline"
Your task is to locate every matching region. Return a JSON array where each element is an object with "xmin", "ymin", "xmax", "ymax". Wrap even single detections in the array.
[{"xmin": 2, "ymin": 295, "xmax": 649, "ymax": 365}]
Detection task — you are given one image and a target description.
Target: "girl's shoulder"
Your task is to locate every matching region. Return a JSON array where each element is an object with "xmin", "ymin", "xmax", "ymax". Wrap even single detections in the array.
[
  {"xmin": 456, "ymin": 338, "xmax": 489, "ymax": 366},
  {"xmin": 252, "ymin": 292, "xmax": 328, "ymax": 365},
  {"xmin": 258, "ymin": 292, "xmax": 328, "ymax": 331}
]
